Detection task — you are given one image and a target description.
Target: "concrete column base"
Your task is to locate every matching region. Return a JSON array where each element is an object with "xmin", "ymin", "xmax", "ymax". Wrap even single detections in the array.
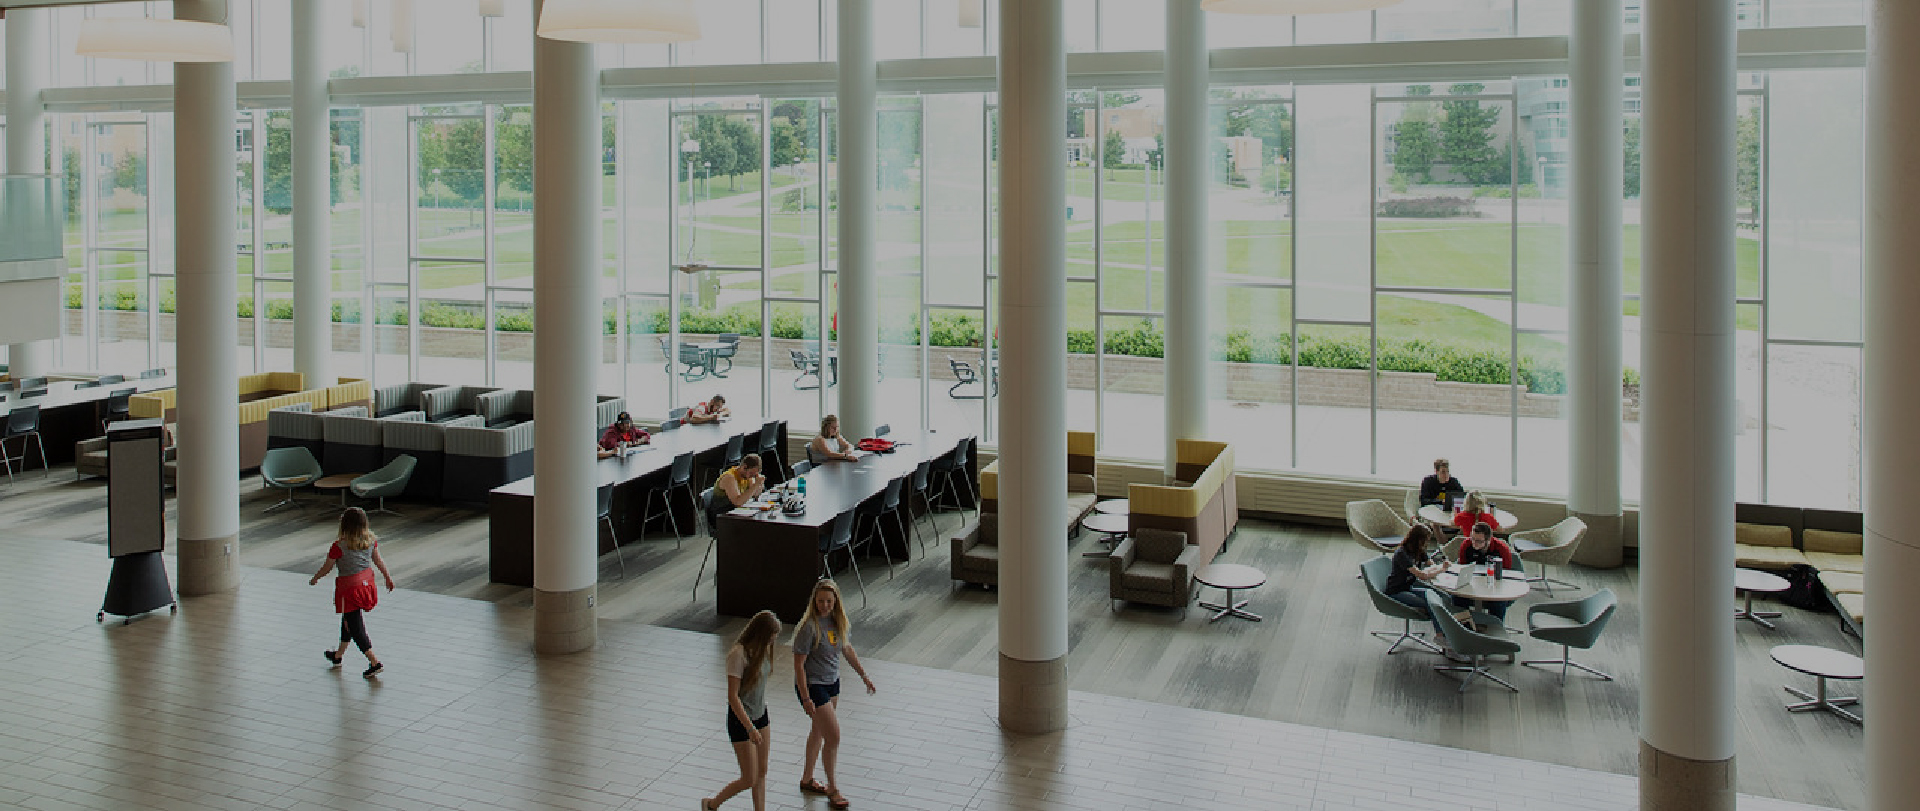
[
  {"xmin": 1571, "ymin": 511, "xmax": 1624, "ymax": 568},
  {"xmin": 534, "ymin": 586, "xmax": 596, "ymax": 654},
  {"xmin": 998, "ymin": 653, "xmax": 1068, "ymax": 734},
  {"xmin": 1639, "ymin": 740, "xmax": 1734, "ymax": 811},
  {"xmin": 175, "ymin": 535, "xmax": 237, "ymax": 596}
]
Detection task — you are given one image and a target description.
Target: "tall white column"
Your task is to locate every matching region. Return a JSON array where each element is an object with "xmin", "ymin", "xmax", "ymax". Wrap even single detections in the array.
[
  {"xmin": 835, "ymin": 0, "xmax": 879, "ymax": 439},
  {"xmin": 174, "ymin": 0, "xmax": 242, "ymax": 596},
  {"xmin": 1638, "ymin": 1, "xmax": 1737, "ymax": 808},
  {"xmin": 1567, "ymin": 0, "xmax": 1624, "ymax": 567},
  {"xmin": 5, "ymin": 7, "xmax": 57, "ymax": 380},
  {"xmin": 1866, "ymin": 2, "xmax": 1920, "ymax": 808},
  {"xmin": 996, "ymin": 0, "xmax": 1070, "ymax": 735},
  {"xmin": 530, "ymin": 0, "xmax": 601, "ymax": 655},
  {"xmin": 1162, "ymin": 0, "xmax": 1209, "ymax": 480},
  {"xmin": 291, "ymin": 0, "xmax": 333, "ymax": 387}
]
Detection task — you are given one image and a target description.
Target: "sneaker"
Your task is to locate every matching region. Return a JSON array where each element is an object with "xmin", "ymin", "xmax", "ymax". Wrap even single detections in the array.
[
  {"xmin": 363, "ymin": 662, "xmax": 384, "ymax": 679},
  {"xmin": 323, "ymin": 650, "xmax": 342, "ymax": 666}
]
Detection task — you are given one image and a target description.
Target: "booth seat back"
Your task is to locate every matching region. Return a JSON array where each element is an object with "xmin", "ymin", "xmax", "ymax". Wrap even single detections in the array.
[
  {"xmin": 239, "ymin": 388, "xmax": 329, "ymax": 470},
  {"xmin": 266, "ymin": 402, "xmax": 322, "ymax": 457},
  {"xmin": 477, "ymin": 389, "xmax": 536, "ymax": 427},
  {"xmin": 1128, "ymin": 440, "xmax": 1236, "ymax": 571},
  {"xmin": 1067, "ymin": 430, "xmax": 1097, "ymax": 494},
  {"xmin": 595, "ymin": 396, "xmax": 626, "ymax": 431},
  {"xmin": 380, "ymin": 419, "xmax": 447, "ymax": 500},
  {"xmin": 381, "ymin": 410, "xmax": 426, "ymax": 422},
  {"xmin": 420, "ymin": 385, "xmax": 499, "ymax": 422},
  {"xmin": 326, "ymin": 378, "xmax": 373, "ymax": 411},
  {"xmin": 239, "ymin": 371, "xmax": 305, "ymax": 398},
  {"xmin": 320, "ymin": 412, "xmax": 387, "ymax": 476},
  {"xmin": 442, "ymin": 421, "xmax": 536, "ymax": 503},
  {"xmin": 374, "ymin": 382, "xmax": 442, "ymax": 418},
  {"xmin": 973, "ymin": 431, "xmax": 1099, "ymax": 527},
  {"xmin": 131, "ymin": 388, "xmax": 176, "ymax": 421}
]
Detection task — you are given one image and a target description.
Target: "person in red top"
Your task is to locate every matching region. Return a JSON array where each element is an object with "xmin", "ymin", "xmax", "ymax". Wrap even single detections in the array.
[
  {"xmin": 308, "ymin": 507, "xmax": 396, "ymax": 679},
  {"xmin": 686, "ymin": 394, "xmax": 731, "ymax": 425},
  {"xmin": 598, "ymin": 412, "xmax": 650, "ymax": 457},
  {"xmin": 1451, "ymin": 521, "xmax": 1518, "ymax": 622},
  {"xmin": 1451, "ymin": 490, "xmax": 1501, "ymax": 534}
]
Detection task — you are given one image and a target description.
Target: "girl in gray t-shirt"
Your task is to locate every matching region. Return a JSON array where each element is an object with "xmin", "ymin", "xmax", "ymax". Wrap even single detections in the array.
[
  {"xmin": 791, "ymin": 580, "xmax": 875, "ymax": 810},
  {"xmin": 702, "ymin": 610, "xmax": 780, "ymax": 811}
]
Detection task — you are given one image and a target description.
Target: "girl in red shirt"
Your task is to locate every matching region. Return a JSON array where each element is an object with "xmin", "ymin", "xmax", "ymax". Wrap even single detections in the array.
[
  {"xmin": 1451, "ymin": 490, "xmax": 1501, "ymax": 534},
  {"xmin": 309, "ymin": 507, "xmax": 396, "ymax": 678}
]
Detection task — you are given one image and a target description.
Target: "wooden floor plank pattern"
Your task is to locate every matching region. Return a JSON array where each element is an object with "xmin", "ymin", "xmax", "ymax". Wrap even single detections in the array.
[{"xmin": 1, "ymin": 468, "xmax": 1862, "ymax": 809}]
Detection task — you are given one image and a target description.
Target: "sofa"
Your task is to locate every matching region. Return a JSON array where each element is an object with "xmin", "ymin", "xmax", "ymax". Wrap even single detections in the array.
[
  {"xmin": 443, "ymin": 421, "xmax": 535, "ymax": 504},
  {"xmin": 477, "ymin": 389, "xmax": 535, "ymax": 428},
  {"xmin": 420, "ymin": 385, "xmax": 498, "ymax": 423},
  {"xmin": 974, "ymin": 430, "xmax": 1101, "ymax": 531},
  {"xmin": 374, "ymin": 382, "xmax": 444, "ymax": 418},
  {"xmin": 1733, "ymin": 502, "xmax": 1865, "ymax": 636},
  {"xmin": 132, "ymin": 374, "xmax": 370, "ymax": 471},
  {"xmin": 950, "ymin": 513, "xmax": 1001, "ymax": 588},
  {"xmin": 1128, "ymin": 439, "xmax": 1237, "ymax": 571},
  {"xmin": 74, "ymin": 423, "xmax": 178, "ymax": 486}
]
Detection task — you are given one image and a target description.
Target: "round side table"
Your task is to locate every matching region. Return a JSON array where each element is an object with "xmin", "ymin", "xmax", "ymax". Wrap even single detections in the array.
[
  {"xmin": 1081, "ymin": 512, "xmax": 1129, "ymax": 559},
  {"xmin": 1770, "ymin": 644, "xmax": 1863, "ymax": 725},
  {"xmin": 1735, "ymin": 568, "xmax": 1791, "ymax": 629},
  {"xmin": 1194, "ymin": 563, "xmax": 1268, "ymax": 623}
]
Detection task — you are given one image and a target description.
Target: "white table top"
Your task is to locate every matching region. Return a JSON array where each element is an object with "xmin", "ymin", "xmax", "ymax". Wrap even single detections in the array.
[
  {"xmin": 1094, "ymin": 498, "xmax": 1130, "ymax": 515},
  {"xmin": 1081, "ymin": 513, "xmax": 1129, "ymax": 535},
  {"xmin": 1736, "ymin": 568, "xmax": 1791, "ymax": 594},
  {"xmin": 1195, "ymin": 563, "xmax": 1267, "ymax": 591},
  {"xmin": 1771, "ymin": 644, "xmax": 1863, "ymax": 680},
  {"xmin": 1435, "ymin": 567, "xmax": 1530, "ymax": 602},
  {"xmin": 1417, "ymin": 504, "xmax": 1520, "ymax": 531}
]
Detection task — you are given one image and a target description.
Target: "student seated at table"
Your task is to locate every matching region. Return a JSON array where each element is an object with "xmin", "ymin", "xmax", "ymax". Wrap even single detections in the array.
[
  {"xmin": 808, "ymin": 414, "xmax": 857, "ymax": 465},
  {"xmin": 708, "ymin": 453, "xmax": 767, "ymax": 513},
  {"xmin": 685, "ymin": 394, "xmax": 730, "ymax": 425},
  {"xmin": 1419, "ymin": 457, "xmax": 1466, "ymax": 506},
  {"xmin": 1383, "ymin": 523, "xmax": 1449, "ymax": 635},
  {"xmin": 597, "ymin": 412, "xmax": 650, "ymax": 459},
  {"xmin": 1452, "ymin": 522, "xmax": 1518, "ymax": 622},
  {"xmin": 1450, "ymin": 490, "xmax": 1501, "ymax": 534}
]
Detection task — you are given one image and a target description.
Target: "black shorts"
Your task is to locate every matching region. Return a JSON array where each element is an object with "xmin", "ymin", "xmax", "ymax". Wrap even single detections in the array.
[
  {"xmin": 796, "ymin": 680, "xmax": 840, "ymax": 708},
  {"xmin": 725, "ymin": 709, "xmax": 770, "ymax": 743}
]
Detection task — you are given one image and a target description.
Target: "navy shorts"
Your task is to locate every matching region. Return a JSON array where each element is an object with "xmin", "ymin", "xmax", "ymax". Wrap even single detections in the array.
[
  {"xmin": 796, "ymin": 679, "xmax": 840, "ymax": 708},
  {"xmin": 725, "ymin": 709, "xmax": 770, "ymax": 743}
]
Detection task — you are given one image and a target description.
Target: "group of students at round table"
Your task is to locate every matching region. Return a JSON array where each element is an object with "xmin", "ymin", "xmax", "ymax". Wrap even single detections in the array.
[{"xmin": 1387, "ymin": 457, "xmax": 1519, "ymax": 657}]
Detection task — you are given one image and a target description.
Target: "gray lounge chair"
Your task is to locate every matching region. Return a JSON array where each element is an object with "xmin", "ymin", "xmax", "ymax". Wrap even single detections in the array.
[
  {"xmin": 1360, "ymin": 555, "xmax": 1441, "ymax": 655},
  {"xmin": 351, "ymin": 455, "xmax": 417, "ymax": 516},
  {"xmin": 1522, "ymin": 588, "xmax": 1618, "ymax": 685},
  {"xmin": 260, "ymin": 447, "xmax": 324, "ymax": 513},
  {"xmin": 1426, "ymin": 590, "xmax": 1524, "ymax": 693}
]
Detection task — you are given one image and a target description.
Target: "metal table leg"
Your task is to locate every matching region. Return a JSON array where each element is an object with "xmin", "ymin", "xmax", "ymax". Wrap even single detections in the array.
[
  {"xmin": 1784, "ymin": 677, "xmax": 1862, "ymax": 724},
  {"xmin": 1200, "ymin": 586, "xmax": 1262, "ymax": 622},
  {"xmin": 1736, "ymin": 589, "xmax": 1782, "ymax": 629}
]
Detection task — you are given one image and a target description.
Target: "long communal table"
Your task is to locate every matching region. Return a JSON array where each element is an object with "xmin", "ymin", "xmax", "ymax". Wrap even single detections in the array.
[
  {"xmin": 0, "ymin": 376, "xmax": 177, "ymax": 470},
  {"xmin": 716, "ymin": 429, "xmax": 975, "ymax": 623},
  {"xmin": 487, "ymin": 419, "xmax": 788, "ymax": 588}
]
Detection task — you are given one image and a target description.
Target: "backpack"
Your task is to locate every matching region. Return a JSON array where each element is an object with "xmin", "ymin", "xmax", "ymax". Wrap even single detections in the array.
[
  {"xmin": 856, "ymin": 437, "xmax": 896, "ymax": 453},
  {"xmin": 1779, "ymin": 564, "xmax": 1833, "ymax": 613}
]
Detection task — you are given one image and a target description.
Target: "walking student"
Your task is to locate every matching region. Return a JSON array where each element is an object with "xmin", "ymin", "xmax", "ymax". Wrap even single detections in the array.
[
  {"xmin": 793, "ymin": 579, "xmax": 876, "ymax": 810},
  {"xmin": 702, "ymin": 610, "xmax": 782, "ymax": 811},
  {"xmin": 308, "ymin": 507, "xmax": 396, "ymax": 678}
]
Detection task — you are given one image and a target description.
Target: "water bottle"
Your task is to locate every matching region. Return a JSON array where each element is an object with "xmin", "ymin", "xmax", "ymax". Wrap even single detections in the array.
[{"xmin": 797, "ymin": 475, "xmax": 807, "ymax": 496}]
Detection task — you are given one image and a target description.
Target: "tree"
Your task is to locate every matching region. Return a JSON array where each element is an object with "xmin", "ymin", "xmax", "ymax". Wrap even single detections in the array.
[
  {"xmin": 114, "ymin": 151, "xmax": 148, "ymax": 198},
  {"xmin": 494, "ymin": 106, "xmax": 533, "ymax": 195},
  {"xmin": 1145, "ymin": 133, "xmax": 1165, "ymax": 171},
  {"xmin": 1441, "ymin": 83, "xmax": 1504, "ymax": 185},
  {"xmin": 417, "ymin": 117, "xmax": 486, "ymax": 208},
  {"xmin": 63, "ymin": 147, "xmax": 82, "ymax": 222},
  {"xmin": 1736, "ymin": 106, "xmax": 1761, "ymax": 225},
  {"xmin": 1102, "ymin": 130, "xmax": 1127, "ymax": 175},
  {"xmin": 263, "ymin": 113, "xmax": 293, "ymax": 214},
  {"xmin": 1622, "ymin": 118, "xmax": 1642, "ymax": 199}
]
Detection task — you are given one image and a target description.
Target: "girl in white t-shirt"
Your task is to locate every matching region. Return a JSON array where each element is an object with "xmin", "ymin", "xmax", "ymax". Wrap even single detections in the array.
[{"xmin": 703, "ymin": 610, "xmax": 782, "ymax": 811}]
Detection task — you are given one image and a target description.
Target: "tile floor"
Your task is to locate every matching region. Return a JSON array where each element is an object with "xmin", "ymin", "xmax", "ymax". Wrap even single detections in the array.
[{"xmin": 0, "ymin": 533, "xmax": 1837, "ymax": 811}]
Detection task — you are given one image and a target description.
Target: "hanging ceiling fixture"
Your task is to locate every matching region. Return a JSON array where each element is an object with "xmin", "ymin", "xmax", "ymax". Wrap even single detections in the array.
[
  {"xmin": 478, "ymin": 0, "xmax": 507, "ymax": 17},
  {"xmin": 392, "ymin": 0, "xmax": 415, "ymax": 54},
  {"xmin": 352, "ymin": 0, "xmax": 368, "ymax": 29},
  {"xmin": 76, "ymin": 17, "xmax": 234, "ymax": 62},
  {"xmin": 537, "ymin": 0, "xmax": 702, "ymax": 44},
  {"xmin": 1200, "ymin": 0, "xmax": 1403, "ymax": 13},
  {"xmin": 958, "ymin": 0, "xmax": 982, "ymax": 29}
]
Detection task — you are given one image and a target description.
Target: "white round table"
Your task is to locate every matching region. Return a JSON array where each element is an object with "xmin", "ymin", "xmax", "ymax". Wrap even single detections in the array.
[
  {"xmin": 1194, "ymin": 563, "xmax": 1268, "ymax": 623},
  {"xmin": 1094, "ymin": 498, "xmax": 1129, "ymax": 516},
  {"xmin": 1417, "ymin": 504, "xmax": 1520, "ymax": 532},
  {"xmin": 1735, "ymin": 568, "xmax": 1791, "ymax": 629},
  {"xmin": 1081, "ymin": 512, "xmax": 1129, "ymax": 559},
  {"xmin": 1434, "ymin": 567, "xmax": 1529, "ymax": 632},
  {"xmin": 1770, "ymin": 644, "xmax": 1862, "ymax": 725}
]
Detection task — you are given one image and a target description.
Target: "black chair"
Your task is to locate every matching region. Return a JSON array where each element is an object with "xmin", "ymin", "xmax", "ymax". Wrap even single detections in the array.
[
  {"xmin": 706, "ymin": 433, "xmax": 746, "ymax": 490},
  {"xmin": 694, "ymin": 486, "xmax": 723, "ymax": 600},
  {"xmin": 74, "ymin": 381, "xmax": 101, "ymax": 390},
  {"xmin": 598, "ymin": 483, "xmax": 625, "ymax": 579},
  {"xmin": 102, "ymin": 388, "xmax": 135, "ymax": 431},
  {"xmin": 714, "ymin": 332, "xmax": 741, "ymax": 374},
  {"xmin": 658, "ymin": 418, "xmax": 682, "ymax": 432},
  {"xmin": 930, "ymin": 436, "xmax": 977, "ymax": 517},
  {"xmin": 821, "ymin": 511, "xmax": 867, "ymax": 608},
  {"xmin": 98, "ymin": 375, "xmax": 126, "ymax": 385},
  {"xmin": 851, "ymin": 478, "xmax": 903, "ymax": 578},
  {"xmin": 874, "ymin": 423, "xmax": 891, "ymax": 438},
  {"xmin": 909, "ymin": 459, "xmax": 939, "ymax": 546},
  {"xmin": 638, "ymin": 451, "xmax": 694, "ymax": 547},
  {"xmin": 2, "ymin": 404, "xmax": 50, "ymax": 483},
  {"xmin": 139, "ymin": 368, "xmax": 167, "ymax": 379},
  {"xmin": 756, "ymin": 420, "xmax": 784, "ymax": 481}
]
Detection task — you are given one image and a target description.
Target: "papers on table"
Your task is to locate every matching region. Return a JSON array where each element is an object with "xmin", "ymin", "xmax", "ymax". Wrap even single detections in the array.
[{"xmin": 728, "ymin": 507, "xmax": 758, "ymax": 517}]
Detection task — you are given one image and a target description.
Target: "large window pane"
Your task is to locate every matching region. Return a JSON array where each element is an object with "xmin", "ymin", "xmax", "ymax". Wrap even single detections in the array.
[
  {"xmin": 1376, "ymin": 0, "xmax": 1514, "ymax": 41},
  {"xmin": 1295, "ymin": 84, "xmax": 1370, "ymax": 321},
  {"xmin": 1767, "ymin": 344, "xmax": 1860, "ymax": 510},
  {"xmin": 675, "ymin": 106, "xmax": 763, "ymax": 269},
  {"xmin": 928, "ymin": 95, "xmax": 985, "ymax": 307},
  {"xmin": 494, "ymin": 289, "xmax": 533, "ymax": 389},
  {"xmin": 419, "ymin": 261, "xmax": 486, "ymax": 384},
  {"xmin": 1210, "ymin": 285, "xmax": 1290, "ymax": 471},
  {"xmin": 767, "ymin": 0, "xmax": 823, "ymax": 63},
  {"xmin": 1294, "ymin": 323, "xmax": 1370, "ymax": 475},
  {"xmin": 493, "ymin": 106, "xmax": 534, "ymax": 288},
  {"xmin": 678, "ymin": 0, "xmax": 762, "ymax": 66},
  {"xmin": 1768, "ymin": 70, "xmax": 1863, "ymax": 343},
  {"xmin": 769, "ymin": 99, "xmax": 824, "ymax": 299},
  {"xmin": 620, "ymin": 100, "xmax": 673, "ymax": 295},
  {"xmin": 623, "ymin": 297, "xmax": 672, "ymax": 418},
  {"xmin": 1376, "ymin": 292, "xmax": 1515, "ymax": 487},
  {"xmin": 1100, "ymin": 316, "xmax": 1166, "ymax": 465},
  {"xmin": 1211, "ymin": 96, "xmax": 1292, "ymax": 285},
  {"xmin": 1375, "ymin": 89, "xmax": 1514, "ymax": 292},
  {"xmin": 415, "ymin": 115, "xmax": 487, "ymax": 261}
]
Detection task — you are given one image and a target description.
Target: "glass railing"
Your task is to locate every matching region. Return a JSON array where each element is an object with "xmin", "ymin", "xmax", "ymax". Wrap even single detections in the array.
[{"xmin": 0, "ymin": 175, "xmax": 66, "ymax": 265}]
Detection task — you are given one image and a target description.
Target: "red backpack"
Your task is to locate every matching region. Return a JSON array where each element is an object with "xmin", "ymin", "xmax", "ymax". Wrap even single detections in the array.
[{"xmin": 856, "ymin": 437, "xmax": 896, "ymax": 453}]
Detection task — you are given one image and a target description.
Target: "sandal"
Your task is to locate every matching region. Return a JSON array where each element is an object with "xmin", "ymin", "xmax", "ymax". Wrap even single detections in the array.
[
  {"xmin": 828, "ymin": 791, "xmax": 850, "ymax": 810},
  {"xmin": 323, "ymin": 650, "xmax": 342, "ymax": 666},
  {"xmin": 799, "ymin": 778, "xmax": 829, "ymax": 796}
]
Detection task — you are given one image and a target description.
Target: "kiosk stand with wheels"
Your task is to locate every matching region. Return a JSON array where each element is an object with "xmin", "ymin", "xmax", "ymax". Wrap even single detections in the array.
[{"xmin": 99, "ymin": 419, "xmax": 175, "ymax": 623}]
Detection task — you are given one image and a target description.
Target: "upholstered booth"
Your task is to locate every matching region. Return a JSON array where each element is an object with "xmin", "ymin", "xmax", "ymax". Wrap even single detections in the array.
[
  {"xmin": 442, "ymin": 420, "xmax": 534, "ymax": 504},
  {"xmin": 950, "ymin": 513, "xmax": 1000, "ymax": 588},
  {"xmin": 265, "ymin": 402, "xmax": 325, "ymax": 458},
  {"xmin": 75, "ymin": 423, "xmax": 176, "ymax": 485},
  {"xmin": 476, "ymin": 389, "xmax": 535, "ymax": 428},
  {"xmin": 373, "ymin": 382, "xmax": 443, "ymax": 417},
  {"xmin": 132, "ymin": 373, "xmax": 364, "ymax": 471},
  {"xmin": 379, "ymin": 418, "xmax": 452, "ymax": 501},
  {"xmin": 974, "ymin": 430, "xmax": 1101, "ymax": 535},
  {"xmin": 320, "ymin": 411, "xmax": 388, "ymax": 476},
  {"xmin": 420, "ymin": 385, "xmax": 498, "ymax": 423},
  {"xmin": 1128, "ymin": 440, "xmax": 1237, "ymax": 570}
]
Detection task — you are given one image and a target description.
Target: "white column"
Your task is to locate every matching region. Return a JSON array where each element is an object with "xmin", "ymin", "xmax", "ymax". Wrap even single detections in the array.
[
  {"xmin": 530, "ymin": 0, "xmax": 601, "ymax": 655},
  {"xmin": 1866, "ymin": 2, "xmax": 1920, "ymax": 808},
  {"xmin": 174, "ymin": 0, "xmax": 241, "ymax": 597},
  {"xmin": 1638, "ymin": 1, "xmax": 1737, "ymax": 808},
  {"xmin": 1163, "ymin": 0, "xmax": 1209, "ymax": 480},
  {"xmin": 835, "ymin": 0, "xmax": 879, "ymax": 439},
  {"xmin": 5, "ymin": 8, "xmax": 56, "ymax": 379},
  {"xmin": 1567, "ymin": 0, "xmax": 1624, "ymax": 567},
  {"xmin": 291, "ymin": 0, "xmax": 333, "ymax": 387},
  {"xmin": 996, "ymin": 0, "xmax": 1070, "ymax": 735}
]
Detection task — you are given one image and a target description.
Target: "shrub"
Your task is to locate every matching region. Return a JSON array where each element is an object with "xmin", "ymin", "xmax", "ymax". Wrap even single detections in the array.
[
  {"xmin": 1102, "ymin": 320, "xmax": 1163, "ymax": 358},
  {"xmin": 1376, "ymin": 196, "xmax": 1478, "ymax": 218}
]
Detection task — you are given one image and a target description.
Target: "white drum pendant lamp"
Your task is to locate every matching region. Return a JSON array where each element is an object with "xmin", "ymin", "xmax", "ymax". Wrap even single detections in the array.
[
  {"xmin": 479, "ymin": 0, "xmax": 507, "ymax": 17},
  {"xmin": 959, "ymin": 0, "xmax": 983, "ymax": 28},
  {"xmin": 1201, "ymin": 0, "xmax": 1403, "ymax": 13},
  {"xmin": 352, "ymin": 0, "xmax": 369, "ymax": 28},
  {"xmin": 538, "ymin": 0, "xmax": 702, "ymax": 43},
  {"xmin": 393, "ymin": 0, "xmax": 416, "ymax": 54},
  {"xmin": 76, "ymin": 18, "xmax": 235, "ymax": 62}
]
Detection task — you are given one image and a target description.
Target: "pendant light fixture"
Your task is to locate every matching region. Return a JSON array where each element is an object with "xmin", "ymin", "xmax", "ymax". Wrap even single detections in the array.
[
  {"xmin": 537, "ymin": 0, "xmax": 702, "ymax": 43},
  {"xmin": 958, "ymin": 0, "xmax": 982, "ymax": 29},
  {"xmin": 392, "ymin": 0, "xmax": 415, "ymax": 54},
  {"xmin": 76, "ymin": 17, "xmax": 234, "ymax": 62},
  {"xmin": 1201, "ymin": 0, "xmax": 1403, "ymax": 13},
  {"xmin": 352, "ymin": 0, "xmax": 369, "ymax": 29},
  {"xmin": 479, "ymin": 0, "xmax": 507, "ymax": 17}
]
